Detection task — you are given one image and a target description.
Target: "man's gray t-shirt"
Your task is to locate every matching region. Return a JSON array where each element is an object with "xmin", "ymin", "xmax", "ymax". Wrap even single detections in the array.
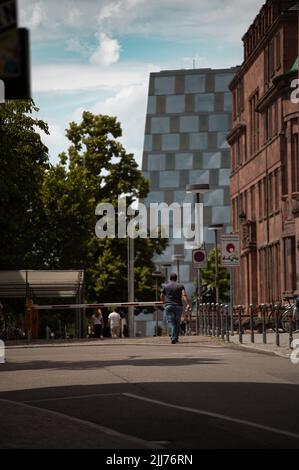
[{"xmin": 162, "ymin": 282, "xmax": 185, "ymax": 306}]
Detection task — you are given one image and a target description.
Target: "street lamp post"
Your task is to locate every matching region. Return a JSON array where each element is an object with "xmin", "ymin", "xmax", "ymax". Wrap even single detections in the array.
[
  {"xmin": 186, "ymin": 184, "xmax": 210, "ymax": 335},
  {"xmin": 208, "ymin": 224, "xmax": 224, "ymax": 304},
  {"xmin": 172, "ymin": 254, "xmax": 184, "ymax": 283},
  {"xmin": 161, "ymin": 263, "xmax": 172, "ymax": 284},
  {"xmin": 152, "ymin": 271, "xmax": 163, "ymax": 336}
]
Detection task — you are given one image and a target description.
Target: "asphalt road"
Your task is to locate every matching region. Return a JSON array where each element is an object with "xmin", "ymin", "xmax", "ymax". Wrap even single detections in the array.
[{"xmin": 1, "ymin": 337, "xmax": 299, "ymax": 449}]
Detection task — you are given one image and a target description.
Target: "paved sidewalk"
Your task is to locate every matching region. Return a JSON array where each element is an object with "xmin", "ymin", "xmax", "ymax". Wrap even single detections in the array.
[
  {"xmin": 226, "ymin": 331, "xmax": 299, "ymax": 358},
  {"xmin": 3, "ymin": 333, "xmax": 299, "ymax": 359}
]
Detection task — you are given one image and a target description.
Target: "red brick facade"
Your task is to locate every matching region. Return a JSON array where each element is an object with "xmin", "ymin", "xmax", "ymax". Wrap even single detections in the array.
[{"xmin": 228, "ymin": 0, "xmax": 299, "ymax": 306}]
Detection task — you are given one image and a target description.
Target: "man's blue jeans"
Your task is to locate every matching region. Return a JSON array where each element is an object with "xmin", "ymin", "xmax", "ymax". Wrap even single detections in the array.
[{"xmin": 165, "ymin": 304, "xmax": 183, "ymax": 342}]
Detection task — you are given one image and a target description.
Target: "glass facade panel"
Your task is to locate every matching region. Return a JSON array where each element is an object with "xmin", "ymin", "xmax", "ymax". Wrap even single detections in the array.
[
  {"xmin": 148, "ymin": 154, "xmax": 166, "ymax": 171},
  {"xmin": 144, "ymin": 135, "xmax": 152, "ymax": 152},
  {"xmin": 147, "ymin": 96, "xmax": 157, "ymax": 114},
  {"xmin": 217, "ymin": 132, "xmax": 230, "ymax": 148},
  {"xmin": 175, "ymin": 153, "xmax": 193, "ymax": 170},
  {"xmin": 145, "ymin": 192, "xmax": 164, "ymax": 205},
  {"xmin": 174, "ymin": 191, "xmax": 193, "ymax": 204},
  {"xmin": 160, "ymin": 171, "xmax": 180, "ymax": 188},
  {"xmin": 215, "ymin": 73, "xmax": 235, "ymax": 92},
  {"xmin": 166, "ymin": 95, "xmax": 185, "ymax": 114},
  {"xmin": 185, "ymin": 75, "xmax": 206, "ymax": 93},
  {"xmin": 195, "ymin": 94, "xmax": 215, "ymax": 112},
  {"xmin": 224, "ymin": 93, "xmax": 232, "ymax": 112},
  {"xmin": 204, "ymin": 190, "xmax": 224, "ymax": 206},
  {"xmin": 203, "ymin": 227, "xmax": 216, "ymax": 244},
  {"xmin": 189, "ymin": 170, "xmax": 210, "ymax": 185},
  {"xmin": 202, "ymin": 152, "xmax": 222, "ymax": 169},
  {"xmin": 189, "ymin": 133, "xmax": 208, "ymax": 150},
  {"xmin": 162, "ymin": 134, "xmax": 180, "ymax": 151},
  {"xmin": 154, "ymin": 76, "xmax": 175, "ymax": 95},
  {"xmin": 209, "ymin": 114, "xmax": 230, "ymax": 132},
  {"xmin": 212, "ymin": 206, "xmax": 231, "ymax": 224},
  {"xmin": 151, "ymin": 117, "xmax": 170, "ymax": 134},
  {"xmin": 219, "ymin": 169, "xmax": 231, "ymax": 186},
  {"xmin": 180, "ymin": 116, "xmax": 199, "ymax": 133}
]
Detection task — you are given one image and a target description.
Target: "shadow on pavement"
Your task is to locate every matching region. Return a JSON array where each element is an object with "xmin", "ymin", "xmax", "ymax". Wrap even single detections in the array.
[
  {"xmin": 1, "ymin": 382, "xmax": 299, "ymax": 449},
  {"xmin": 0, "ymin": 356, "xmax": 222, "ymax": 372}
]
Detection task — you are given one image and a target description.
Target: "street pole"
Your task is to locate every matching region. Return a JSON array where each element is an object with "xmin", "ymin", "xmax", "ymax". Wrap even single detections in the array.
[
  {"xmin": 196, "ymin": 193, "xmax": 201, "ymax": 335},
  {"xmin": 177, "ymin": 260, "xmax": 180, "ymax": 283},
  {"xmin": 196, "ymin": 268, "xmax": 201, "ymax": 335},
  {"xmin": 215, "ymin": 230, "xmax": 220, "ymax": 305},
  {"xmin": 128, "ymin": 225, "xmax": 135, "ymax": 338},
  {"xmin": 155, "ymin": 278, "xmax": 159, "ymax": 336}
]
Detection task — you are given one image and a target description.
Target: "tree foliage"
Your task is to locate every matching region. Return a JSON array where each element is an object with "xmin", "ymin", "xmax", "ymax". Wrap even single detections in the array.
[
  {"xmin": 1, "ymin": 105, "xmax": 168, "ymax": 303},
  {"xmin": 201, "ymin": 248, "xmax": 230, "ymax": 303},
  {"xmin": 0, "ymin": 100, "xmax": 49, "ymax": 268}
]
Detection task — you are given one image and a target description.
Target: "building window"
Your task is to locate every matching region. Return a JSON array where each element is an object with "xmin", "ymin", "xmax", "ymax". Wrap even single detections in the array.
[
  {"xmin": 274, "ymin": 170, "xmax": 279, "ymax": 212},
  {"xmin": 269, "ymin": 38, "xmax": 275, "ymax": 78},
  {"xmin": 284, "ymin": 237, "xmax": 297, "ymax": 293},
  {"xmin": 234, "ymin": 79, "xmax": 244, "ymax": 119},
  {"xmin": 251, "ymin": 185, "xmax": 256, "ymax": 220},
  {"xmin": 263, "ymin": 177, "xmax": 268, "ymax": 218},
  {"xmin": 275, "ymin": 31, "xmax": 281, "ymax": 71},
  {"xmin": 258, "ymin": 181, "xmax": 263, "ymax": 220},
  {"xmin": 269, "ymin": 173, "xmax": 273, "ymax": 215},
  {"xmin": 291, "ymin": 132, "xmax": 299, "ymax": 193},
  {"xmin": 249, "ymin": 90, "xmax": 259, "ymax": 155}
]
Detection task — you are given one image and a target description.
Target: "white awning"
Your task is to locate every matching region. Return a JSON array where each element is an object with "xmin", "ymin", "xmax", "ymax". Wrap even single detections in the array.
[{"xmin": 0, "ymin": 270, "xmax": 84, "ymax": 299}]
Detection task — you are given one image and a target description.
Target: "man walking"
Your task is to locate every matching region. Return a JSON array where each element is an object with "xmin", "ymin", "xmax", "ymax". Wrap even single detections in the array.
[
  {"xmin": 161, "ymin": 274, "xmax": 191, "ymax": 344},
  {"xmin": 108, "ymin": 308, "xmax": 121, "ymax": 339}
]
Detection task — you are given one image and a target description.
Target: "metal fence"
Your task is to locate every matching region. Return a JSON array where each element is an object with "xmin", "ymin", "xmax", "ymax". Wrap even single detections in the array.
[{"xmin": 195, "ymin": 303, "xmax": 299, "ymax": 349}]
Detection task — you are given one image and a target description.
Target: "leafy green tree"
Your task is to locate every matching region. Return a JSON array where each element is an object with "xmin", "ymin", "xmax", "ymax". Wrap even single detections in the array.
[
  {"xmin": 201, "ymin": 248, "xmax": 230, "ymax": 303},
  {"xmin": 42, "ymin": 112, "xmax": 168, "ymax": 302},
  {"xmin": 0, "ymin": 100, "xmax": 49, "ymax": 269}
]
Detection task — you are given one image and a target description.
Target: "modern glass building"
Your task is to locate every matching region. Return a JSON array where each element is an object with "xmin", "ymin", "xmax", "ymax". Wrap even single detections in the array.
[{"xmin": 142, "ymin": 67, "xmax": 238, "ymax": 294}]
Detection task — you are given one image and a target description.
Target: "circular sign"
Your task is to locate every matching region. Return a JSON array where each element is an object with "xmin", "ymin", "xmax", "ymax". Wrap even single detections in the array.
[
  {"xmin": 194, "ymin": 251, "xmax": 205, "ymax": 263},
  {"xmin": 226, "ymin": 243, "xmax": 235, "ymax": 253}
]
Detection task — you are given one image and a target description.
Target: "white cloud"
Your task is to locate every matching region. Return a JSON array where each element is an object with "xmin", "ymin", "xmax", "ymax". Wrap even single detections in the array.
[
  {"xmin": 90, "ymin": 33, "xmax": 121, "ymax": 67},
  {"xmin": 26, "ymin": 1, "xmax": 43, "ymax": 30},
  {"xmin": 20, "ymin": 0, "xmax": 265, "ymax": 45},
  {"xmin": 32, "ymin": 61, "xmax": 159, "ymax": 93},
  {"xmin": 65, "ymin": 37, "xmax": 87, "ymax": 54}
]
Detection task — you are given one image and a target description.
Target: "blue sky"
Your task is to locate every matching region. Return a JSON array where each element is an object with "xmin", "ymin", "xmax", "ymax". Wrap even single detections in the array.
[{"xmin": 19, "ymin": 0, "xmax": 265, "ymax": 166}]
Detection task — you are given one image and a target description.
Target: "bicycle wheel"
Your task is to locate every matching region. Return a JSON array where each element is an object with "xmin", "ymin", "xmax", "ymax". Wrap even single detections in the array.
[
  {"xmin": 281, "ymin": 309, "xmax": 292, "ymax": 333},
  {"xmin": 268, "ymin": 310, "xmax": 285, "ymax": 333}
]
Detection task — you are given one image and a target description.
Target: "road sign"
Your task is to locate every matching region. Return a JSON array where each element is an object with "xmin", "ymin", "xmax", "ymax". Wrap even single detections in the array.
[
  {"xmin": 0, "ymin": 0, "xmax": 17, "ymax": 34},
  {"xmin": 221, "ymin": 235, "xmax": 240, "ymax": 267},
  {"xmin": 192, "ymin": 249, "xmax": 207, "ymax": 269}
]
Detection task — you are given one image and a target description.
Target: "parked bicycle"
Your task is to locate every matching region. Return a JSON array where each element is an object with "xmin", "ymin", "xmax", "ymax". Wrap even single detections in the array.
[{"xmin": 268, "ymin": 299, "xmax": 299, "ymax": 333}]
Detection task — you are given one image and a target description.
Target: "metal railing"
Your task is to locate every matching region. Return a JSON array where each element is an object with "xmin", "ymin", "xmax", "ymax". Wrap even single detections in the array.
[{"xmin": 195, "ymin": 303, "xmax": 299, "ymax": 350}]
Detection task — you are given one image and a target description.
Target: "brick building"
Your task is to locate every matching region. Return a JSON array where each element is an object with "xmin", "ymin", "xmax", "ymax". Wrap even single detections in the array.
[{"xmin": 228, "ymin": 0, "xmax": 299, "ymax": 306}]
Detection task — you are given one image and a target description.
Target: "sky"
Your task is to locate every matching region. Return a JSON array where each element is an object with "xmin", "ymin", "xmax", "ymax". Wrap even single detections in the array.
[{"xmin": 19, "ymin": 0, "xmax": 265, "ymax": 167}]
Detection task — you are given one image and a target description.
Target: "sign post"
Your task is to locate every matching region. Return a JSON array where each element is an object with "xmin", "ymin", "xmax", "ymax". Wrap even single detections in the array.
[
  {"xmin": 192, "ymin": 249, "xmax": 207, "ymax": 335},
  {"xmin": 221, "ymin": 235, "xmax": 240, "ymax": 268},
  {"xmin": 221, "ymin": 235, "xmax": 240, "ymax": 335}
]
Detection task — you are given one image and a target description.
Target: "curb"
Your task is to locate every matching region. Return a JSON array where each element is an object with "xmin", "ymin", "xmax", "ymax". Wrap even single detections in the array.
[{"xmin": 222, "ymin": 340, "xmax": 291, "ymax": 359}]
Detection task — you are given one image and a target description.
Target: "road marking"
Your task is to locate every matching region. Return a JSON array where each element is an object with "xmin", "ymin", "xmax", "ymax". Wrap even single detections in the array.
[
  {"xmin": 123, "ymin": 393, "xmax": 299, "ymax": 441},
  {"xmin": 24, "ymin": 392, "xmax": 121, "ymax": 404},
  {"xmin": 0, "ymin": 398, "xmax": 163, "ymax": 449}
]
